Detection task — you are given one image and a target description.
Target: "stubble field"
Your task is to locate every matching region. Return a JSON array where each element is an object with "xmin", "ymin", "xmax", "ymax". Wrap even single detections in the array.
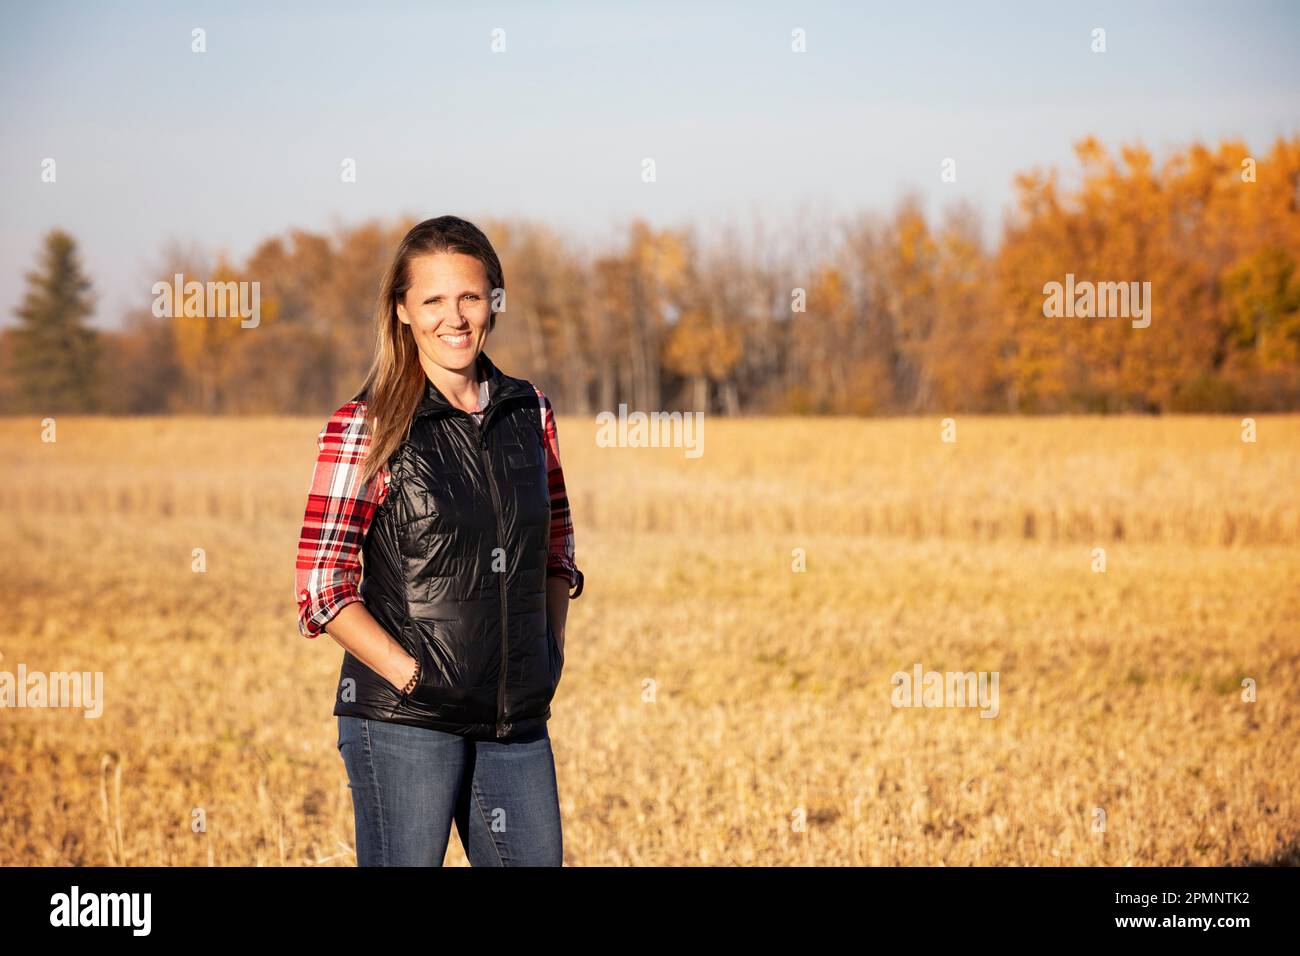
[{"xmin": 1, "ymin": 414, "xmax": 1297, "ymax": 865}]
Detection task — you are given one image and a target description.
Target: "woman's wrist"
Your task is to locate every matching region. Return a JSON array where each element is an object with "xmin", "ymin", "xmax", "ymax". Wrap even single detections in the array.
[
  {"xmin": 394, "ymin": 652, "xmax": 419, "ymax": 695},
  {"xmin": 392, "ymin": 655, "xmax": 418, "ymax": 697}
]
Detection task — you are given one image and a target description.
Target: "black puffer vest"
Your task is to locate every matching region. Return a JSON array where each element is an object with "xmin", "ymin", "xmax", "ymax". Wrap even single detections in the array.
[{"xmin": 332, "ymin": 352, "xmax": 562, "ymax": 741}]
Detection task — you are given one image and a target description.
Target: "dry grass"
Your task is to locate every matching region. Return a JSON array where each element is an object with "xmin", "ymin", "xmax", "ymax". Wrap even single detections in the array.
[{"xmin": 1, "ymin": 414, "xmax": 1297, "ymax": 865}]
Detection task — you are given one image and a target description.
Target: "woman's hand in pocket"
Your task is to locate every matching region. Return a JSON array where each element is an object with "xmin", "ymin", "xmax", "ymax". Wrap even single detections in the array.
[
  {"xmin": 322, "ymin": 603, "xmax": 420, "ymax": 696},
  {"xmin": 386, "ymin": 652, "xmax": 418, "ymax": 696},
  {"xmin": 546, "ymin": 575, "xmax": 570, "ymax": 658}
]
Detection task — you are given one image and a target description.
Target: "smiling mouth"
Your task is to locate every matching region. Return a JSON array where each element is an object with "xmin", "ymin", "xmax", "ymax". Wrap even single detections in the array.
[{"xmin": 439, "ymin": 332, "xmax": 471, "ymax": 347}]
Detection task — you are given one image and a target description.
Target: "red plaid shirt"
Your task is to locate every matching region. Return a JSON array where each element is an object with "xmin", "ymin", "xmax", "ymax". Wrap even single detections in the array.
[{"xmin": 295, "ymin": 381, "xmax": 583, "ymax": 639}]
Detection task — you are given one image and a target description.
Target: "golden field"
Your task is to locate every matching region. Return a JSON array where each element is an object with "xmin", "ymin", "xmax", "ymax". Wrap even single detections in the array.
[{"xmin": 1, "ymin": 414, "xmax": 1297, "ymax": 866}]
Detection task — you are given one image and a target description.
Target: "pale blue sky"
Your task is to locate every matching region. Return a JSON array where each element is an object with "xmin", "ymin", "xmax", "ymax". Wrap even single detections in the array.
[{"xmin": 2, "ymin": 0, "xmax": 1297, "ymax": 329}]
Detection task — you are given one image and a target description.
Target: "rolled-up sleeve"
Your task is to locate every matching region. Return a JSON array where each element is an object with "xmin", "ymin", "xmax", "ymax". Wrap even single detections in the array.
[
  {"xmin": 536, "ymin": 387, "xmax": 584, "ymax": 599},
  {"xmin": 294, "ymin": 401, "xmax": 389, "ymax": 637}
]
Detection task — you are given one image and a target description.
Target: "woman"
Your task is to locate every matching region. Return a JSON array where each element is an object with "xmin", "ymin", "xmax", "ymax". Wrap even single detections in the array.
[{"xmin": 293, "ymin": 215, "xmax": 584, "ymax": 866}]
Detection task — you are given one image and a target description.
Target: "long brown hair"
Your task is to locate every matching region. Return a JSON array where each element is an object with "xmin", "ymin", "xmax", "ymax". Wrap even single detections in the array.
[{"xmin": 352, "ymin": 216, "xmax": 505, "ymax": 488}]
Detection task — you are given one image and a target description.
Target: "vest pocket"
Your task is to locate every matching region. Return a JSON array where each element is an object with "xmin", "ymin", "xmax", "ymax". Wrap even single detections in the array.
[
  {"xmin": 407, "ymin": 619, "xmax": 495, "ymax": 712},
  {"xmin": 339, "ymin": 650, "xmax": 403, "ymax": 707}
]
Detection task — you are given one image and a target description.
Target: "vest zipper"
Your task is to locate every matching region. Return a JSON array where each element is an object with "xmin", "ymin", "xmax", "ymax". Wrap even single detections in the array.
[{"xmin": 474, "ymin": 417, "xmax": 512, "ymax": 739}]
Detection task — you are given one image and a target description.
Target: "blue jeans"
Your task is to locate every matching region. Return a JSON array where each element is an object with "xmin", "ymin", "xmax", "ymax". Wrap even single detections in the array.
[{"xmin": 337, "ymin": 715, "xmax": 563, "ymax": 866}]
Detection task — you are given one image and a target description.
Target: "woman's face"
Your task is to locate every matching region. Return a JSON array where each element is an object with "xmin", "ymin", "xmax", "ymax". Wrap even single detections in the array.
[{"xmin": 396, "ymin": 251, "xmax": 493, "ymax": 374}]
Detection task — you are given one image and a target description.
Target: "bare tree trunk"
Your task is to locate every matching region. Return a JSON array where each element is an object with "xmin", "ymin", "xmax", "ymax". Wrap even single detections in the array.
[
  {"xmin": 692, "ymin": 374, "xmax": 707, "ymax": 411},
  {"xmin": 722, "ymin": 379, "xmax": 739, "ymax": 415}
]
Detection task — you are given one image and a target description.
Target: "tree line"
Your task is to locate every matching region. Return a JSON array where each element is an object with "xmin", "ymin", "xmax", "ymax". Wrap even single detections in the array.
[{"xmin": 3, "ymin": 135, "xmax": 1297, "ymax": 416}]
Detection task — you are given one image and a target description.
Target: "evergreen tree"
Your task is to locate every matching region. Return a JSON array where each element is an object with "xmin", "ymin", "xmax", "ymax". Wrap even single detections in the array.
[{"xmin": 11, "ymin": 229, "xmax": 101, "ymax": 413}]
